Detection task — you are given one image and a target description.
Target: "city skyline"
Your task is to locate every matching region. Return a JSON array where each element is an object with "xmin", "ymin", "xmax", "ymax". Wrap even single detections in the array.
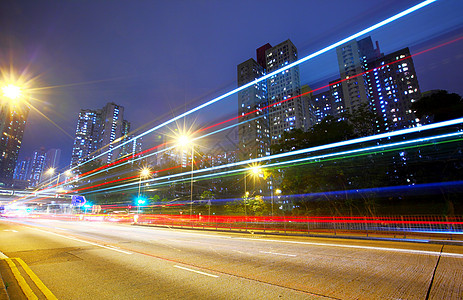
[{"xmin": 0, "ymin": 0, "xmax": 462, "ymax": 168}]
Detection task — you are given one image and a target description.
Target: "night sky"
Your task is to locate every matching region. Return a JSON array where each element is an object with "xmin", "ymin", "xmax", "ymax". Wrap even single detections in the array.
[{"xmin": 1, "ymin": 0, "xmax": 462, "ymax": 168}]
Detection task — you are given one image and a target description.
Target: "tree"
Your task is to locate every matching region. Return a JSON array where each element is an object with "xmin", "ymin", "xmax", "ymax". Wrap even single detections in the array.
[
  {"xmin": 412, "ymin": 90, "xmax": 463, "ymax": 123},
  {"xmin": 271, "ymin": 116, "xmax": 355, "ymax": 154},
  {"xmin": 342, "ymin": 103, "xmax": 386, "ymax": 136}
]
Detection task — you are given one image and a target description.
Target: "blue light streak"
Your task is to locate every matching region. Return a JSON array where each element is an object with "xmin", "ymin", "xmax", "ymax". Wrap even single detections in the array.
[{"xmin": 85, "ymin": 129, "xmax": 463, "ymax": 195}]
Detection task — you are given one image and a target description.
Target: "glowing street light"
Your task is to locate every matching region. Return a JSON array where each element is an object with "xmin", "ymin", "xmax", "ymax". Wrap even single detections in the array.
[
  {"xmin": 244, "ymin": 165, "xmax": 262, "ymax": 219},
  {"xmin": 137, "ymin": 168, "xmax": 151, "ymax": 214},
  {"xmin": 2, "ymin": 84, "xmax": 22, "ymax": 100},
  {"xmin": 272, "ymin": 188, "xmax": 282, "ymax": 217},
  {"xmin": 46, "ymin": 167, "xmax": 56, "ymax": 175},
  {"xmin": 176, "ymin": 134, "xmax": 195, "ymax": 217},
  {"xmin": 251, "ymin": 166, "xmax": 262, "ymax": 176}
]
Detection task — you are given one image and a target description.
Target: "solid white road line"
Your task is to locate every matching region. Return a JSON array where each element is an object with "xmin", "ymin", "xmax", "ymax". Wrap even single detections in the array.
[
  {"xmin": 236, "ymin": 237, "xmax": 463, "ymax": 258},
  {"xmin": 32, "ymin": 228, "xmax": 133, "ymax": 255},
  {"xmin": 260, "ymin": 251, "xmax": 297, "ymax": 257},
  {"xmin": 174, "ymin": 265, "xmax": 219, "ymax": 278},
  {"xmin": 0, "ymin": 251, "xmax": 8, "ymax": 259}
]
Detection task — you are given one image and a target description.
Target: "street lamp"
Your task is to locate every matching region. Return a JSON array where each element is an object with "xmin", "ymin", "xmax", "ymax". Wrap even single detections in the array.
[
  {"xmin": 137, "ymin": 168, "xmax": 151, "ymax": 213},
  {"xmin": 273, "ymin": 188, "xmax": 282, "ymax": 217},
  {"xmin": 45, "ymin": 168, "xmax": 60, "ymax": 186},
  {"xmin": 244, "ymin": 165, "xmax": 262, "ymax": 218},
  {"xmin": 2, "ymin": 84, "xmax": 22, "ymax": 100},
  {"xmin": 177, "ymin": 135, "xmax": 194, "ymax": 217}
]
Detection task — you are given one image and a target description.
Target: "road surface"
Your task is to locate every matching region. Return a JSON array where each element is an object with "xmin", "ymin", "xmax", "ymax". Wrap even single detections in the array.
[{"xmin": 0, "ymin": 218, "xmax": 462, "ymax": 299}]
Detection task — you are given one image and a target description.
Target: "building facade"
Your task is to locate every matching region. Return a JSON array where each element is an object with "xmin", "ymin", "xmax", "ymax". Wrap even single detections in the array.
[
  {"xmin": 237, "ymin": 58, "xmax": 270, "ymax": 161},
  {"xmin": 71, "ymin": 102, "xmax": 128, "ymax": 168},
  {"xmin": 366, "ymin": 47, "xmax": 421, "ymax": 130},
  {"xmin": 309, "ymin": 79, "xmax": 345, "ymax": 124},
  {"xmin": 44, "ymin": 148, "xmax": 61, "ymax": 170},
  {"xmin": 336, "ymin": 36, "xmax": 381, "ymax": 114},
  {"xmin": 0, "ymin": 101, "xmax": 29, "ymax": 186},
  {"xmin": 71, "ymin": 109, "xmax": 101, "ymax": 167},
  {"xmin": 98, "ymin": 102, "xmax": 124, "ymax": 163},
  {"xmin": 29, "ymin": 147, "xmax": 47, "ymax": 186},
  {"xmin": 335, "ymin": 37, "xmax": 421, "ymax": 132},
  {"xmin": 265, "ymin": 39, "xmax": 306, "ymax": 144}
]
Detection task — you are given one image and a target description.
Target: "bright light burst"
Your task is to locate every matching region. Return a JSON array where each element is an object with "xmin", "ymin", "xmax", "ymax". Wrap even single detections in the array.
[
  {"xmin": 251, "ymin": 166, "xmax": 262, "ymax": 175},
  {"xmin": 2, "ymin": 84, "xmax": 22, "ymax": 100},
  {"xmin": 140, "ymin": 168, "xmax": 151, "ymax": 177},
  {"xmin": 177, "ymin": 135, "xmax": 191, "ymax": 147}
]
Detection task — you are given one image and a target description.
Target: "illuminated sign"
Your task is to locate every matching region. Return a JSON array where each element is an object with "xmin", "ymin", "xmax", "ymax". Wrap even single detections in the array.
[{"xmin": 71, "ymin": 195, "xmax": 86, "ymax": 206}]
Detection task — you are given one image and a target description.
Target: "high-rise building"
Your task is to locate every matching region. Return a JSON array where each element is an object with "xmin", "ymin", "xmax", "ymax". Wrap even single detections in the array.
[
  {"xmin": 29, "ymin": 147, "xmax": 47, "ymax": 186},
  {"xmin": 367, "ymin": 47, "xmax": 421, "ymax": 130},
  {"xmin": 119, "ymin": 120, "xmax": 131, "ymax": 158},
  {"xmin": 71, "ymin": 109, "xmax": 101, "ymax": 167},
  {"xmin": 98, "ymin": 102, "xmax": 124, "ymax": 163},
  {"xmin": 0, "ymin": 100, "xmax": 29, "ymax": 186},
  {"xmin": 44, "ymin": 148, "xmax": 61, "ymax": 170},
  {"xmin": 13, "ymin": 157, "xmax": 31, "ymax": 182},
  {"xmin": 336, "ymin": 36, "xmax": 381, "ymax": 113},
  {"xmin": 300, "ymin": 85, "xmax": 316, "ymax": 127},
  {"xmin": 71, "ymin": 102, "xmax": 128, "ymax": 168},
  {"xmin": 237, "ymin": 58, "xmax": 270, "ymax": 161},
  {"xmin": 256, "ymin": 43, "xmax": 272, "ymax": 69},
  {"xmin": 265, "ymin": 39, "xmax": 306, "ymax": 143},
  {"xmin": 309, "ymin": 79, "xmax": 345, "ymax": 124},
  {"xmin": 336, "ymin": 37, "xmax": 421, "ymax": 132}
]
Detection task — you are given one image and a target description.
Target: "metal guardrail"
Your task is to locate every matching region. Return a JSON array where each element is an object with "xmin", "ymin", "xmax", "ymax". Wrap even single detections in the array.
[
  {"xmin": 135, "ymin": 214, "xmax": 463, "ymax": 241},
  {"xmin": 9, "ymin": 213, "xmax": 463, "ymax": 241}
]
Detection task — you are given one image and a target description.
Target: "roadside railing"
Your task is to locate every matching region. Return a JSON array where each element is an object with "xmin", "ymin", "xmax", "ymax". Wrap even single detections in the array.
[
  {"xmin": 133, "ymin": 214, "xmax": 463, "ymax": 241},
  {"xmin": 13, "ymin": 213, "xmax": 463, "ymax": 241}
]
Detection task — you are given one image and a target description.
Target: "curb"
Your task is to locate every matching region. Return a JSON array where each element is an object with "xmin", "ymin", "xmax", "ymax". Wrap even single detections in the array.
[{"xmin": 0, "ymin": 271, "xmax": 9, "ymax": 300}]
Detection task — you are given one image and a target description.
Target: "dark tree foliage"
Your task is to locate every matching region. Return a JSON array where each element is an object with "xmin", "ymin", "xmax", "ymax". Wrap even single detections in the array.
[
  {"xmin": 271, "ymin": 116, "xmax": 355, "ymax": 154},
  {"xmin": 412, "ymin": 90, "xmax": 463, "ymax": 122},
  {"xmin": 342, "ymin": 103, "xmax": 387, "ymax": 136}
]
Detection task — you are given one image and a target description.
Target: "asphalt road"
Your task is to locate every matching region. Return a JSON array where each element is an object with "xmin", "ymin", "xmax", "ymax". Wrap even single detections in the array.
[{"xmin": 0, "ymin": 218, "xmax": 462, "ymax": 299}]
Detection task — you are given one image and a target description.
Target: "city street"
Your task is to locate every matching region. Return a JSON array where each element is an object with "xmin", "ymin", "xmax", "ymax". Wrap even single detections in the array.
[{"xmin": 0, "ymin": 218, "xmax": 462, "ymax": 299}]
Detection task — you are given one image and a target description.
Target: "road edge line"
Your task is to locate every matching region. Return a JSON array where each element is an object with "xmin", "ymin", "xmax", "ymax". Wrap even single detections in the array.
[
  {"xmin": 14, "ymin": 258, "xmax": 57, "ymax": 300},
  {"xmin": 2, "ymin": 258, "xmax": 37, "ymax": 300}
]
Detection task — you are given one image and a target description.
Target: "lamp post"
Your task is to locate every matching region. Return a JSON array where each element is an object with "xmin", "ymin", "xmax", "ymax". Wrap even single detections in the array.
[
  {"xmin": 137, "ymin": 168, "xmax": 151, "ymax": 214},
  {"xmin": 177, "ymin": 135, "xmax": 194, "ymax": 217},
  {"xmin": 45, "ymin": 168, "xmax": 59, "ymax": 186},
  {"xmin": 244, "ymin": 165, "xmax": 261, "ymax": 218},
  {"xmin": 273, "ymin": 188, "xmax": 282, "ymax": 217}
]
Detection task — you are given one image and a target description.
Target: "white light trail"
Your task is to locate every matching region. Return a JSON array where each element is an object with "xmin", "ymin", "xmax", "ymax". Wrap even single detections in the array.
[
  {"xmin": 86, "ymin": 127, "xmax": 463, "ymax": 195},
  {"xmin": 74, "ymin": 0, "xmax": 437, "ymax": 170}
]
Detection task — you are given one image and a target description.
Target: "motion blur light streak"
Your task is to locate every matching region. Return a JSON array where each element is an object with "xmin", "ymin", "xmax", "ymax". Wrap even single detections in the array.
[
  {"xmin": 272, "ymin": 180, "xmax": 463, "ymax": 203},
  {"xmin": 68, "ymin": 131, "xmax": 463, "ymax": 196},
  {"xmin": 71, "ymin": 0, "xmax": 437, "ymax": 170},
  {"xmin": 81, "ymin": 130, "xmax": 463, "ymax": 195},
  {"xmin": 69, "ymin": 33, "xmax": 463, "ymax": 188}
]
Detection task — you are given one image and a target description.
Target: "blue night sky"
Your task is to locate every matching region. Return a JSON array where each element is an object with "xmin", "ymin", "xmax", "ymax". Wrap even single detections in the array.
[{"xmin": 0, "ymin": 0, "xmax": 462, "ymax": 167}]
